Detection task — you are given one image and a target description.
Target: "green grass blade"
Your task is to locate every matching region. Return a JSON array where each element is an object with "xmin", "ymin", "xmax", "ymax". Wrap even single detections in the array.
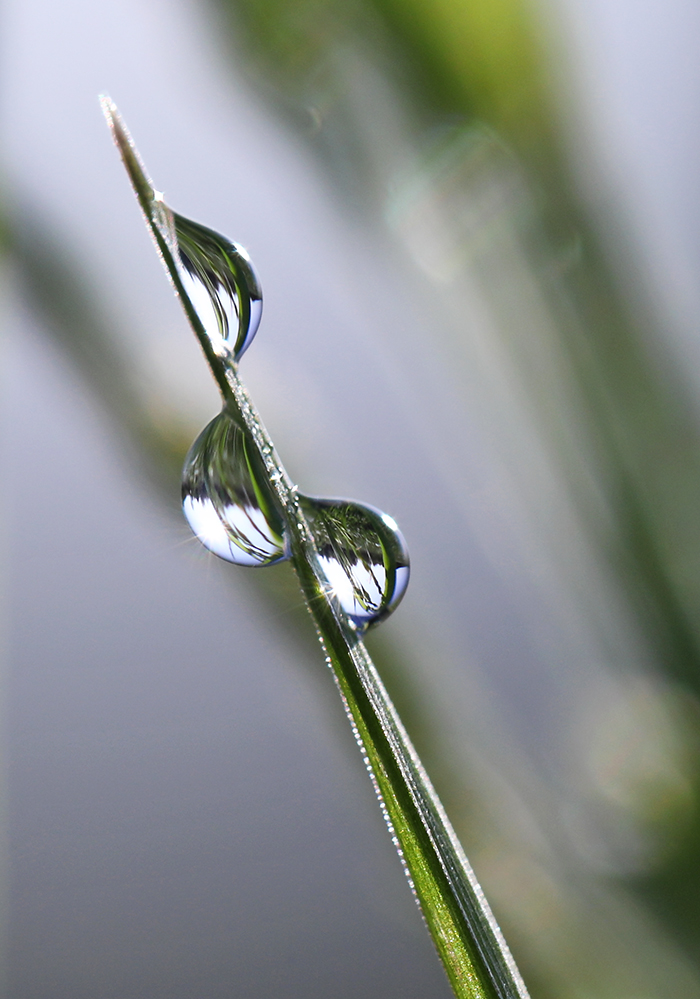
[{"xmin": 102, "ymin": 96, "xmax": 530, "ymax": 999}]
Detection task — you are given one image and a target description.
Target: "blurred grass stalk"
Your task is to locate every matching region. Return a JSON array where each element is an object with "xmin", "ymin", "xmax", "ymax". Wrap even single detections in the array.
[{"xmin": 8, "ymin": 0, "xmax": 700, "ymax": 996}]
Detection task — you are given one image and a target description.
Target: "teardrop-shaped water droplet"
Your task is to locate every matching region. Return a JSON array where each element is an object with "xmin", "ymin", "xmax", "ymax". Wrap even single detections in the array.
[
  {"xmin": 299, "ymin": 496, "xmax": 410, "ymax": 631},
  {"xmin": 103, "ymin": 101, "xmax": 262, "ymax": 360},
  {"xmin": 173, "ymin": 213, "xmax": 263, "ymax": 361},
  {"xmin": 182, "ymin": 409, "xmax": 288, "ymax": 566}
]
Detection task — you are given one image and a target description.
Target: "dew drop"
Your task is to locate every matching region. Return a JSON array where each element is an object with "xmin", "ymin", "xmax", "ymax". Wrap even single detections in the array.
[
  {"xmin": 299, "ymin": 496, "xmax": 410, "ymax": 631},
  {"xmin": 101, "ymin": 100, "xmax": 261, "ymax": 361},
  {"xmin": 173, "ymin": 212, "xmax": 263, "ymax": 361},
  {"xmin": 181, "ymin": 414, "xmax": 410, "ymax": 628},
  {"xmin": 182, "ymin": 409, "xmax": 288, "ymax": 566}
]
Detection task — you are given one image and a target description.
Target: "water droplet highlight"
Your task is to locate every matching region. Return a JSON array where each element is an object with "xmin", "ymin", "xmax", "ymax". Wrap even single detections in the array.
[
  {"xmin": 182, "ymin": 409, "xmax": 288, "ymax": 566},
  {"xmin": 300, "ymin": 496, "xmax": 410, "ymax": 631},
  {"xmin": 174, "ymin": 213, "xmax": 263, "ymax": 361}
]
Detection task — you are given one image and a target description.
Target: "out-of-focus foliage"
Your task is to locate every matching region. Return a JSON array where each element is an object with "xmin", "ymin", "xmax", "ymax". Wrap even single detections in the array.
[{"xmin": 215, "ymin": 0, "xmax": 554, "ymax": 157}]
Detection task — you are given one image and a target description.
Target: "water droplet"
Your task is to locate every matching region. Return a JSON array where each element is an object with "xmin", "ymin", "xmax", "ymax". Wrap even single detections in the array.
[
  {"xmin": 182, "ymin": 409, "xmax": 288, "ymax": 566},
  {"xmin": 173, "ymin": 213, "xmax": 263, "ymax": 361},
  {"xmin": 300, "ymin": 496, "xmax": 410, "ymax": 631},
  {"xmin": 182, "ymin": 415, "xmax": 409, "ymax": 629}
]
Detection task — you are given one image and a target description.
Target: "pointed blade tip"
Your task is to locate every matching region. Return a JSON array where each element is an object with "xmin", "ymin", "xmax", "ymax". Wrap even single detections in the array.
[
  {"xmin": 99, "ymin": 94, "xmax": 119, "ymax": 127},
  {"xmin": 99, "ymin": 98, "xmax": 157, "ymax": 209},
  {"xmin": 100, "ymin": 98, "xmax": 131, "ymax": 150}
]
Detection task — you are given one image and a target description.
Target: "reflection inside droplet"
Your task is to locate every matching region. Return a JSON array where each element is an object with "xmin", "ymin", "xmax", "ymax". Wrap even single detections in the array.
[
  {"xmin": 174, "ymin": 213, "xmax": 263, "ymax": 361},
  {"xmin": 182, "ymin": 409, "xmax": 288, "ymax": 566},
  {"xmin": 300, "ymin": 496, "xmax": 410, "ymax": 631}
]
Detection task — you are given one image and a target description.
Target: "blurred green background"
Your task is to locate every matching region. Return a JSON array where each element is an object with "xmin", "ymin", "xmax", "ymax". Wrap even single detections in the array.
[{"xmin": 4, "ymin": 0, "xmax": 700, "ymax": 996}]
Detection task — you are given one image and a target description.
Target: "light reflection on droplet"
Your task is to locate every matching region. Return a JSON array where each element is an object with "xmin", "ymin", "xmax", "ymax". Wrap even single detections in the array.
[
  {"xmin": 300, "ymin": 496, "xmax": 410, "ymax": 632},
  {"xmin": 183, "ymin": 495, "xmax": 282, "ymax": 566},
  {"xmin": 182, "ymin": 409, "xmax": 288, "ymax": 567},
  {"xmin": 173, "ymin": 213, "xmax": 263, "ymax": 361}
]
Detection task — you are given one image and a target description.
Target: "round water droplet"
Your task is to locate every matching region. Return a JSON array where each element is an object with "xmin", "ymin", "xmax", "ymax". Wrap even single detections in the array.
[
  {"xmin": 182, "ymin": 409, "xmax": 288, "ymax": 566},
  {"xmin": 173, "ymin": 213, "xmax": 263, "ymax": 361},
  {"xmin": 182, "ymin": 414, "xmax": 409, "ymax": 629},
  {"xmin": 299, "ymin": 496, "xmax": 410, "ymax": 632}
]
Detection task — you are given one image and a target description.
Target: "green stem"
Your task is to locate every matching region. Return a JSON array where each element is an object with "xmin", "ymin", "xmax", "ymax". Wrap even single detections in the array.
[{"xmin": 102, "ymin": 95, "xmax": 530, "ymax": 999}]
